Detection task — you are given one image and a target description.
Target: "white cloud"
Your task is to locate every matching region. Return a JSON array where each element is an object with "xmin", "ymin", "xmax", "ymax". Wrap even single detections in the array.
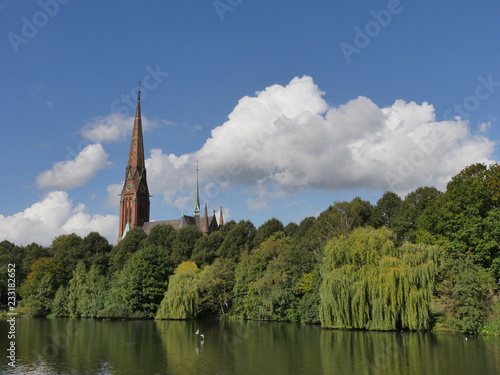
[
  {"xmin": 0, "ymin": 191, "xmax": 118, "ymax": 246},
  {"xmin": 36, "ymin": 144, "xmax": 112, "ymax": 190},
  {"xmin": 81, "ymin": 113, "xmax": 156, "ymax": 143},
  {"xmin": 141, "ymin": 75, "xmax": 496, "ymax": 211}
]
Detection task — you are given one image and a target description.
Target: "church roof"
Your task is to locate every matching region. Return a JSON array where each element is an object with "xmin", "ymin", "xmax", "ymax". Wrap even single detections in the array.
[{"xmin": 141, "ymin": 214, "xmax": 219, "ymax": 234}]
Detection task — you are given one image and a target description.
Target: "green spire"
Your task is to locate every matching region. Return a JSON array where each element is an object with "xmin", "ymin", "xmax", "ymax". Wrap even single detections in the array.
[{"xmin": 194, "ymin": 160, "xmax": 200, "ymax": 217}]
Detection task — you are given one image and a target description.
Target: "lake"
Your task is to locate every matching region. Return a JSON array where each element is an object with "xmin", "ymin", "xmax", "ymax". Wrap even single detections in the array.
[{"xmin": 1, "ymin": 318, "xmax": 498, "ymax": 374}]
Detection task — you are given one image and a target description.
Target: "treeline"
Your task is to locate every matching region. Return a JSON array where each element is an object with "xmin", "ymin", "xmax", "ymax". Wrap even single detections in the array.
[{"xmin": 1, "ymin": 163, "xmax": 499, "ymax": 334}]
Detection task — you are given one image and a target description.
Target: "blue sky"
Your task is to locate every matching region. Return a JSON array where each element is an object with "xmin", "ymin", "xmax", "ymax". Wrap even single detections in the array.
[{"xmin": 1, "ymin": 0, "xmax": 499, "ymax": 245}]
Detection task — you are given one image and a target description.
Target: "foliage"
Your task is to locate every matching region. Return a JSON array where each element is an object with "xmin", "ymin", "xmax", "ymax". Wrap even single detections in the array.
[
  {"xmin": 217, "ymin": 220, "xmax": 256, "ymax": 260},
  {"xmin": 432, "ymin": 253, "xmax": 494, "ymax": 334},
  {"xmin": 370, "ymin": 191, "xmax": 402, "ymax": 229},
  {"xmin": 198, "ymin": 258, "xmax": 236, "ymax": 316},
  {"xmin": 392, "ymin": 186, "xmax": 441, "ymax": 243},
  {"xmin": 419, "ymin": 163, "xmax": 500, "ymax": 277},
  {"xmin": 51, "ymin": 285, "xmax": 69, "ymax": 317},
  {"xmin": 108, "ymin": 246, "xmax": 170, "ymax": 317},
  {"xmin": 320, "ymin": 227, "xmax": 440, "ymax": 331},
  {"xmin": 20, "ymin": 257, "xmax": 65, "ymax": 316},
  {"xmin": 170, "ymin": 226, "xmax": 203, "ymax": 266},
  {"xmin": 233, "ymin": 233, "xmax": 311, "ymax": 321},
  {"xmin": 309, "ymin": 197, "xmax": 372, "ymax": 254},
  {"xmin": 191, "ymin": 231, "xmax": 224, "ymax": 268},
  {"xmin": 109, "ymin": 227, "xmax": 147, "ymax": 274},
  {"xmin": 50, "ymin": 234, "xmax": 84, "ymax": 278},
  {"xmin": 156, "ymin": 261, "xmax": 200, "ymax": 320},
  {"xmin": 253, "ymin": 218, "xmax": 284, "ymax": 248},
  {"xmin": 141, "ymin": 224, "xmax": 175, "ymax": 249}
]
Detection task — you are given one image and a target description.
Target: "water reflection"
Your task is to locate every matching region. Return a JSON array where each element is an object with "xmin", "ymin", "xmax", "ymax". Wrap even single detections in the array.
[{"xmin": 0, "ymin": 319, "xmax": 498, "ymax": 375}]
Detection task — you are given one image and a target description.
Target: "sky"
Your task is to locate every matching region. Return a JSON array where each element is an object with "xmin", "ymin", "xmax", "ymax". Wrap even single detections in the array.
[{"xmin": 1, "ymin": 0, "xmax": 500, "ymax": 246}]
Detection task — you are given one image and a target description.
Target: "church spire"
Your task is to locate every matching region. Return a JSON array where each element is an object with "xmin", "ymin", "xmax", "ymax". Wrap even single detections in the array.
[
  {"xmin": 194, "ymin": 160, "xmax": 200, "ymax": 217},
  {"xmin": 219, "ymin": 207, "xmax": 224, "ymax": 227},
  {"xmin": 118, "ymin": 83, "xmax": 150, "ymax": 241},
  {"xmin": 125, "ymin": 84, "xmax": 146, "ymax": 180},
  {"xmin": 202, "ymin": 203, "xmax": 209, "ymax": 234}
]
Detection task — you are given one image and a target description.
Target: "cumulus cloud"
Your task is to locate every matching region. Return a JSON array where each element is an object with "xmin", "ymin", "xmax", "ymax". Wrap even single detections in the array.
[
  {"xmin": 36, "ymin": 144, "xmax": 112, "ymax": 190},
  {"xmin": 0, "ymin": 191, "xmax": 118, "ymax": 246},
  {"xmin": 143, "ymin": 75, "xmax": 496, "ymax": 210},
  {"xmin": 81, "ymin": 113, "xmax": 156, "ymax": 143}
]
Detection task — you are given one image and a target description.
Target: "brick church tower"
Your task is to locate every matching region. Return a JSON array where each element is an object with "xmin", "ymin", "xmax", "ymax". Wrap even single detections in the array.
[{"xmin": 118, "ymin": 89, "xmax": 150, "ymax": 240}]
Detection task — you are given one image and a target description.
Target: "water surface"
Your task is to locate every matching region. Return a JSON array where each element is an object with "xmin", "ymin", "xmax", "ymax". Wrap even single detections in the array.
[{"xmin": 0, "ymin": 318, "xmax": 498, "ymax": 374}]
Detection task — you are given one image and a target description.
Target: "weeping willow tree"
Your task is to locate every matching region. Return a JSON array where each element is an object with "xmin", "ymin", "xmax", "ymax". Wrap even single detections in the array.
[
  {"xmin": 320, "ymin": 227, "xmax": 441, "ymax": 331},
  {"xmin": 156, "ymin": 261, "xmax": 200, "ymax": 320}
]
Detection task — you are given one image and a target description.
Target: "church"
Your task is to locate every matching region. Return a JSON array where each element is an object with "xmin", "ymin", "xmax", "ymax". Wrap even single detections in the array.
[{"xmin": 118, "ymin": 90, "xmax": 223, "ymax": 241}]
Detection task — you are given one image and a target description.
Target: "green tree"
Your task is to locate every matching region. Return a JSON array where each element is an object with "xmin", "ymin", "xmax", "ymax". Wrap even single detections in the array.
[
  {"xmin": 109, "ymin": 246, "xmax": 170, "ymax": 317},
  {"xmin": 67, "ymin": 261, "xmax": 87, "ymax": 317},
  {"xmin": 284, "ymin": 222, "xmax": 299, "ymax": 237},
  {"xmin": 170, "ymin": 226, "xmax": 203, "ymax": 266},
  {"xmin": 79, "ymin": 232, "xmax": 113, "ymax": 272},
  {"xmin": 50, "ymin": 234, "xmax": 83, "ymax": 278},
  {"xmin": 233, "ymin": 233, "xmax": 310, "ymax": 321},
  {"xmin": 320, "ymin": 227, "xmax": 440, "ymax": 331},
  {"xmin": 217, "ymin": 220, "xmax": 256, "ymax": 260},
  {"xmin": 142, "ymin": 224, "xmax": 175, "ymax": 250},
  {"xmin": 252, "ymin": 218, "xmax": 284, "ymax": 248},
  {"xmin": 370, "ymin": 191, "xmax": 402, "ymax": 229},
  {"xmin": 433, "ymin": 254, "xmax": 494, "ymax": 333},
  {"xmin": 81, "ymin": 264, "xmax": 109, "ymax": 318},
  {"xmin": 109, "ymin": 227, "xmax": 147, "ymax": 274},
  {"xmin": 419, "ymin": 163, "xmax": 500, "ymax": 276},
  {"xmin": 20, "ymin": 257, "xmax": 65, "ymax": 316},
  {"xmin": 198, "ymin": 258, "xmax": 236, "ymax": 316},
  {"xmin": 21, "ymin": 242, "xmax": 50, "ymax": 277},
  {"xmin": 191, "ymin": 231, "xmax": 224, "ymax": 268},
  {"xmin": 313, "ymin": 197, "xmax": 372, "ymax": 250},
  {"xmin": 156, "ymin": 261, "xmax": 200, "ymax": 320},
  {"xmin": 51, "ymin": 285, "xmax": 69, "ymax": 317},
  {"xmin": 393, "ymin": 186, "xmax": 441, "ymax": 243},
  {"xmin": 0, "ymin": 241, "xmax": 26, "ymax": 306}
]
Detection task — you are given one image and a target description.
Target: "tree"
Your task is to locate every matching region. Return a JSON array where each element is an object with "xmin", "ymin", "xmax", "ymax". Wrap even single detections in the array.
[
  {"xmin": 198, "ymin": 258, "xmax": 236, "ymax": 316},
  {"xmin": 217, "ymin": 220, "xmax": 256, "ymax": 260},
  {"xmin": 284, "ymin": 222, "xmax": 299, "ymax": 237},
  {"xmin": 156, "ymin": 261, "xmax": 200, "ymax": 320},
  {"xmin": 252, "ymin": 218, "xmax": 284, "ymax": 248},
  {"xmin": 51, "ymin": 285, "xmax": 69, "ymax": 317},
  {"xmin": 233, "ymin": 233, "xmax": 310, "ymax": 321},
  {"xmin": 170, "ymin": 226, "xmax": 203, "ymax": 266},
  {"xmin": 419, "ymin": 163, "xmax": 500, "ymax": 277},
  {"xmin": 79, "ymin": 232, "xmax": 113, "ymax": 272},
  {"xmin": 20, "ymin": 257, "xmax": 65, "ymax": 316},
  {"xmin": 109, "ymin": 227, "xmax": 147, "ymax": 274},
  {"xmin": 142, "ymin": 224, "xmax": 176, "ymax": 250},
  {"xmin": 50, "ymin": 234, "xmax": 83, "ymax": 278},
  {"xmin": 370, "ymin": 191, "xmax": 402, "ymax": 229},
  {"xmin": 191, "ymin": 231, "xmax": 224, "ymax": 268},
  {"xmin": 21, "ymin": 243, "xmax": 50, "ymax": 277},
  {"xmin": 109, "ymin": 246, "xmax": 170, "ymax": 317},
  {"xmin": 320, "ymin": 227, "xmax": 440, "ymax": 331},
  {"xmin": 393, "ymin": 186, "xmax": 441, "ymax": 243},
  {"xmin": 433, "ymin": 253, "xmax": 494, "ymax": 333},
  {"xmin": 0, "ymin": 241, "xmax": 26, "ymax": 305}
]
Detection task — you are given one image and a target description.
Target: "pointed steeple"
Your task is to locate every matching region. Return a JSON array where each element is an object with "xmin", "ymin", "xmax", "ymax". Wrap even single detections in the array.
[
  {"xmin": 219, "ymin": 207, "xmax": 224, "ymax": 227},
  {"xmin": 194, "ymin": 161, "xmax": 200, "ymax": 217},
  {"xmin": 118, "ymin": 83, "xmax": 150, "ymax": 241},
  {"xmin": 202, "ymin": 203, "xmax": 209, "ymax": 234},
  {"xmin": 125, "ymin": 86, "xmax": 146, "ymax": 181}
]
